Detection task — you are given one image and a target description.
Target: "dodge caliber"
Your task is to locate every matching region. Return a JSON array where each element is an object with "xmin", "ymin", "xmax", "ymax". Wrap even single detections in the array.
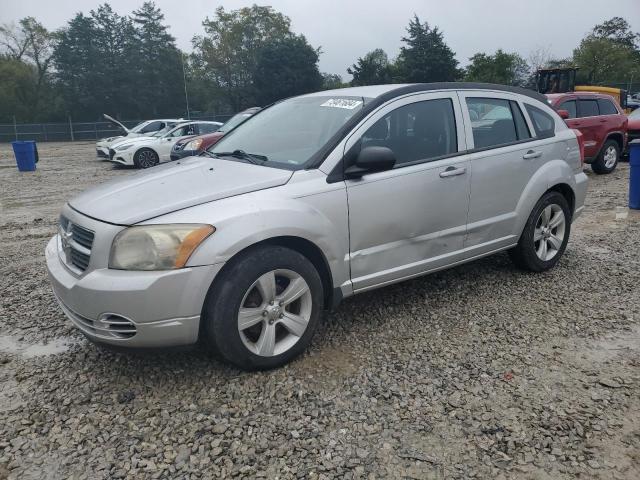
[{"xmin": 46, "ymin": 83, "xmax": 588, "ymax": 370}]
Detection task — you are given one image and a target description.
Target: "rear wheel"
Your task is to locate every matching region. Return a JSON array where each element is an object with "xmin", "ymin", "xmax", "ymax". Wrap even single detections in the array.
[
  {"xmin": 591, "ymin": 140, "xmax": 619, "ymax": 174},
  {"xmin": 509, "ymin": 191, "xmax": 571, "ymax": 272},
  {"xmin": 134, "ymin": 148, "xmax": 159, "ymax": 169},
  {"xmin": 202, "ymin": 245, "xmax": 323, "ymax": 370}
]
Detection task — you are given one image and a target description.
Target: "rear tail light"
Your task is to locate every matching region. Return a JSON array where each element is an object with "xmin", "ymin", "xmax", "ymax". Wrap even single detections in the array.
[{"xmin": 572, "ymin": 129, "xmax": 585, "ymax": 166}]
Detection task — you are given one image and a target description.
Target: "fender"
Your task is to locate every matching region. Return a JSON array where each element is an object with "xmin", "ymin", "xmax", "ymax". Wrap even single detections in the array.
[
  {"xmin": 512, "ymin": 158, "xmax": 577, "ymax": 238},
  {"xmin": 144, "ymin": 185, "xmax": 351, "ymax": 292}
]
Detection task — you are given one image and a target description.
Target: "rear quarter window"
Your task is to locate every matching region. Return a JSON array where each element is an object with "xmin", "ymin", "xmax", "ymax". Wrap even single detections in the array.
[
  {"xmin": 524, "ymin": 104, "xmax": 555, "ymax": 138},
  {"xmin": 597, "ymin": 99, "xmax": 618, "ymax": 115}
]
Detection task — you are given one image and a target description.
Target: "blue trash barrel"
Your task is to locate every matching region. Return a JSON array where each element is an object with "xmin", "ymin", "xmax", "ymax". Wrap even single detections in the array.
[
  {"xmin": 630, "ymin": 140, "xmax": 640, "ymax": 210},
  {"xmin": 11, "ymin": 140, "xmax": 37, "ymax": 172}
]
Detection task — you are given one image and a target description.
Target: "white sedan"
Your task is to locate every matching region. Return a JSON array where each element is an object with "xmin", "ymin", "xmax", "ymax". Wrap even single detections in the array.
[
  {"xmin": 108, "ymin": 121, "xmax": 222, "ymax": 168},
  {"xmin": 96, "ymin": 115, "xmax": 182, "ymax": 158}
]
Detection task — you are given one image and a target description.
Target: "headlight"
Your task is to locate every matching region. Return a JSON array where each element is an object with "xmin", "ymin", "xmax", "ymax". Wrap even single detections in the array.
[
  {"xmin": 115, "ymin": 144, "xmax": 133, "ymax": 151},
  {"xmin": 185, "ymin": 138, "xmax": 203, "ymax": 151},
  {"xmin": 109, "ymin": 224, "xmax": 215, "ymax": 271}
]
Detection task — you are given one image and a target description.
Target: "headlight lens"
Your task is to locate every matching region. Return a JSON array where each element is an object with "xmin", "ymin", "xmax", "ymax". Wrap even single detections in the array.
[
  {"xmin": 185, "ymin": 138, "xmax": 203, "ymax": 151},
  {"xmin": 109, "ymin": 224, "xmax": 215, "ymax": 271},
  {"xmin": 115, "ymin": 144, "xmax": 133, "ymax": 151}
]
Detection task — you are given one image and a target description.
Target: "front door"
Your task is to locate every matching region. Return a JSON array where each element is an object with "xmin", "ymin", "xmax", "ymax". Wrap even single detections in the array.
[{"xmin": 345, "ymin": 93, "xmax": 470, "ymax": 292}]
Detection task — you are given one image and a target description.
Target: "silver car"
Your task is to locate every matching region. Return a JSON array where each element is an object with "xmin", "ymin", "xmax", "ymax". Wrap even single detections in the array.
[{"xmin": 46, "ymin": 83, "xmax": 588, "ymax": 370}]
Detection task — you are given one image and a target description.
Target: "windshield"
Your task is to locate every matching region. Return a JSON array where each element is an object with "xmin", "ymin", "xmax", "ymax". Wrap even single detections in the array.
[
  {"xmin": 210, "ymin": 96, "xmax": 366, "ymax": 167},
  {"xmin": 130, "ymin": 121, "xmax": 150, "ymax": 133},
  {"xmin": 218, "ymin": 113, "xmax": 254, "ymax": 133}
]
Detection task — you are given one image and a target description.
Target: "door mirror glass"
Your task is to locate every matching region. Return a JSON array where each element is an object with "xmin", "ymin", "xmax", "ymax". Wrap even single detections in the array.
[
  {"xmin": 345, "ymin": 146, "xmax": 396, "ymax": 178},
  {"xmin": 557, "ymin": 109, "xmax": 570, "ymax": 120}
]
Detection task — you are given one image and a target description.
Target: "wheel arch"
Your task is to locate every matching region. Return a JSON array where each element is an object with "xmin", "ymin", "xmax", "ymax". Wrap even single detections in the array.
[
  {"xmin": 547, "ymin": 183, "xmax": 575, "ymax": 216},
  {"xmin": 604, "ymin": 132, "xmax": 624, "ymax": 152}
]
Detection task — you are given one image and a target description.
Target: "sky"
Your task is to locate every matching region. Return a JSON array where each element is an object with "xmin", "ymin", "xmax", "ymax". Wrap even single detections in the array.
[{"xmin": 1, "ymin": 0, "xmax": 639, "ymax": 78}]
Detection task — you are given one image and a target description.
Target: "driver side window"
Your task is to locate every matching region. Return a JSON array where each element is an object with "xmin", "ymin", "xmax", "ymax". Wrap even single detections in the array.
[{"xmin": 360, "ymin": 99, "xmax": 458, "ymax": 166}]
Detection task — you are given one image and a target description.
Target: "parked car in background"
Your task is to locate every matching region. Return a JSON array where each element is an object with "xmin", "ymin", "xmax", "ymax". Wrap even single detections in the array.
[
  {"xmin": 46, "ymin": 83, "xmax": 587, "ymax": 370},
  {"xmin": 627, "ymin": 107, "xmax": 640, "ymax": 149},
  {"xmin": 547, "ymin": 92, "xmax": 628, "ymax": 174},
  {"xmin": 109, "ymin": 121, "xmax": 222, "ymax": 168},
  {"xmin": 96, "ymin": 115, "xmax": 182, "ymax": 158},
  {"xmin": 170, "ymin": 108, "xmax": 261, "ymax": 161}
]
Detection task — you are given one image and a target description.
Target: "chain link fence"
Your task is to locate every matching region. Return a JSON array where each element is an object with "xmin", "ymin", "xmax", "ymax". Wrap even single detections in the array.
[{"xmin": 0, "ymin": 114, "xmax": 234, "ymax": 143}]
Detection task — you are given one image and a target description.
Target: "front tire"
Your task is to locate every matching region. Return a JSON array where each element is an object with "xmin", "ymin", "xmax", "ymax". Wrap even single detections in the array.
[
  {"xmin": 202, "ymin": 245, "xmax": 324, "ymax": 370},
  {"xmin": 591, "ymin": 140, "xmax": 619, "ymax": 174},
  {"xmin": 509, "ymin": 191, "xmax": 571, "ymax": 272},
  {"xmin": 134, "ymin": 148, "xmax": 159, "ymax": 169}
]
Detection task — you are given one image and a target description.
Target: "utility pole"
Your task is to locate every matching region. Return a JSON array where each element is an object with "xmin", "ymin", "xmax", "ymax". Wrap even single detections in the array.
[
  {"xmin": 181, "ymin": 52, "xmax": 191, "ymax": 120},
  {"xmin": 13, "ymin": 116, "xmax": 18, "ymax": 141}
]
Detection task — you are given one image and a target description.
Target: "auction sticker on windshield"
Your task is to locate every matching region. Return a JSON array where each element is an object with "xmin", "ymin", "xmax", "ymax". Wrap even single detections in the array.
[{"xmin": 321, "ymin": 98, "xmax": 363, "ymax": 109}]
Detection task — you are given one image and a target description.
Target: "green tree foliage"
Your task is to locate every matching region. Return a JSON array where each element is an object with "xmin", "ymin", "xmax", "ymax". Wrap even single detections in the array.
[
  {"xmin": 394, "ymin": 15, "xmax": 460, "ymax": 83},
  {"xmin": 592, "ymin": 17, "xmax": 639, "ymax": 49},
  {"xmin": 321, "ymin": 73, "xmax": 345, "ymax": 90},
  {"xmin": 0, "ymin": 56, "xmax": 37, "ymax": 122},
  {"xmin": 193, "ymin": 5, "xmax": 294, "ymax": 111},
  {"xmin": 253, "ymin": 36, "xmax": 322, "ymax": 105},
  {"xmin": 465, "ymin": 49, "xmax": 530, "ymax": 86},
  {"xmin": 347, "ymin": 48, "xmax": 393, "ymax": 86}
]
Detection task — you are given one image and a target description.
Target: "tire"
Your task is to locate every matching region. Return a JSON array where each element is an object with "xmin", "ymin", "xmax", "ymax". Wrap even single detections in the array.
[
  {"xmin": 133, "ymin": 148, "xmax": 159, "ymax": 169},
  {"xmin": 509, "ymin": 191, "xmax": 571, "ymax": 272},
  {"xmin": 202, "ymin": 245, "xmax": 324, "ymax": 370},
  {"xmin": 591, "ymin": 140, "xmax": 619, "ymax": 174}
]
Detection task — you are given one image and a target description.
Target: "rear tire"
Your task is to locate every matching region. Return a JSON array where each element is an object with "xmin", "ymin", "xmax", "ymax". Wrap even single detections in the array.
[
  {"xmin": 133, "ymin": 148, "xmax": 159, "ymax": 169},
  {"xmin": 591, "ymin": 140, "xmax": 619, "ymax": 174},
  {"xmin": 509, "ymin": 191, "xmax": 571, "ymax": 272},
  {"xmin": 202, "ymin": 245, "xmax": 323, "ymax": 370}
]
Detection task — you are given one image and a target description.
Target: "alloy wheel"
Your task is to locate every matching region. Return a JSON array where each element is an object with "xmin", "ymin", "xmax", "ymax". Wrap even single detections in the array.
[
  {"xmin": 534, "ymin": 204, "xmax": 566, "ymax": 261},
  {"xmin": 237, "ymin": 269, "xmax": 312, "ymax": 357},
  {"xmin": 603, "ymin": 145, "xmax": 617, "ymax": 169},
  {"xmin": 138, "ymin": 150, "xmax": 158, "ymax": 168}
]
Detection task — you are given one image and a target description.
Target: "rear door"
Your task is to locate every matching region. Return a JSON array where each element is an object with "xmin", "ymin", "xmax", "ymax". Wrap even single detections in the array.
[
  {"xmin": 576, "ymin": 98, "xmax": 601, "ymax": 158},
  {"xmin": 458, "ymin": 91, "xmax": 554, "ymax": 253},
  {"xmin": 345, "ymin": 92, "xmax": 470, "ymax": 292}
]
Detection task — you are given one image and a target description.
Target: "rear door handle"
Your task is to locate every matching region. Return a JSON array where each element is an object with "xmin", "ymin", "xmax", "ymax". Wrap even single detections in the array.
[
  {"xmin": 439, "ymin": 166, "xmax": 466, "ymax": 178},
  {"xmin": 523, "ymin": 150, "xmax": 542, "ymax": 160}
]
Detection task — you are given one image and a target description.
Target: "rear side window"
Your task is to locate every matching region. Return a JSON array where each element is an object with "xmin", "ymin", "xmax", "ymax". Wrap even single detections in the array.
[
  {"xmin": 525, "ymin": 105, "xmax": 555, "ymax": 138},
  {"xmin": 558, "ymin": 100, "xmax": 577, "ymax": 119},
  {"xmin": 578, "ymin": 100, "xmax": 599, "ymax": 117},
  {"xmin": 597, "ymin": 99, "xmax": 618, "ymax": 115},
  {"xmin": 140, "ymin": 121, "xmax": 162, "ymax": 133},
  {"xmin": 199, "ymin": 123, "xmax": 218, "ymax": 134},
  {"xmin": 466, "ymin": 98, "xmax": 526, "ymax": 149},
  {"xmin": 360, "ymin": 98, "xmax": 457, "ymax": 165}
]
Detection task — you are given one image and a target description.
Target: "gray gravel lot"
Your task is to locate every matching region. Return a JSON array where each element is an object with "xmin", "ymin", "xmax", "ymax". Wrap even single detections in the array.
[{"xmin": 1, "ymin": 142, "xmax": 639, "ymax": 479}]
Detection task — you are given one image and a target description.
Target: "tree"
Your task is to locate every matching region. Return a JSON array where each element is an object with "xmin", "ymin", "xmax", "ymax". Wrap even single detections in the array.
[
  {"xmin": 321, "ymin": 73, "xmax": 344, "ymax": 90},
  {"xmin": 592, "ymin": 17, "xmax": 639, "ymax": 49},
  {"xmin": 193, "ymin": 5, "xmax": 294, "ymax": 111},
  {"xmin": 0, "ymin": 17, "xmax": 56, "ymax": 115},
  {"xmin": 394, "ymin": 15, "xmax": 460, "ymax": 83},
  {"xmin": 253, "ymin": 35, "xmax": 322, "ymax": 105},
  {"xmin": 348, "ymin": 48, "xmax": 392, "ymax": 86},
  {"xmin": 0, "ymin": 56, "xmax": 37, "ymax": 122},
  {"xmin": 573, "ymin": 36, "xmax": 639, "ymax": 84},
  {"xmin": 465, "ymin": 49, "xmax": 529, "ymax": 86},
  {"xmin": 131, "ymin": 2, "xmax": 184, "ymax": 116}
]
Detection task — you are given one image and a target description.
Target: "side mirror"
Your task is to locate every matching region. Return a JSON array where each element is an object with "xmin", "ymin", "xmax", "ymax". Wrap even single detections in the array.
[
  {"xmin": 344, "ymin": 146, "xmax": 396, "ymax": 179},
  {"xmin": 557, "ymin": 109, "xmax": 570, "ymax": 120}
]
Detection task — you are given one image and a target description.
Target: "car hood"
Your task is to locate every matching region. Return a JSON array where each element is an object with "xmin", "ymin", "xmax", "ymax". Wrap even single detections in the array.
[{"xmin": 69, "ymin": 156, "xmax": 294, "ymax": 225}]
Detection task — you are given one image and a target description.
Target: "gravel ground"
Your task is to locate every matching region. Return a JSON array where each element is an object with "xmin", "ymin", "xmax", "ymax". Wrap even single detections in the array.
[{"xmin": 1, "ymin": 142, "xmax": 639, "ymax": 480}]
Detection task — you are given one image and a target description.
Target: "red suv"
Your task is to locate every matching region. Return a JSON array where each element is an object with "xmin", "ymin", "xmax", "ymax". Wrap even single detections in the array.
[{"xmin": 546, "ymin": 93, "xmax": 628, "ymax": 174}]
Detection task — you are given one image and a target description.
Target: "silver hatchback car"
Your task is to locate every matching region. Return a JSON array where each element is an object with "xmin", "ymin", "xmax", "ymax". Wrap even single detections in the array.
[{"xmin": 46, "ymin": 83, "xmax": 588, "ymax": 370}]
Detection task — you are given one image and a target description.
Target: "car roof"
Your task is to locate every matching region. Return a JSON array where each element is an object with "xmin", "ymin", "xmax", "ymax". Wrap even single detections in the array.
[
  {"xmin": 303, "ymin": 82, "xmax": 549, "ymax": 104},
  {"xmin": 546, "ymin": 92, "xmax": 614, "ymax": 101}
]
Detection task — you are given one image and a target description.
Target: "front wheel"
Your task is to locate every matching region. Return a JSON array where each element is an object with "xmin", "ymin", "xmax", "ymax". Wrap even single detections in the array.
[
  {"xmin": 202, "ymin": 245, "xmax": 324, "ymax": 370},
  {"xmin": 509, "ymin": 191, "xmax": 571, "ymax": 272},
  {"xmin": 134, "ymin": 148, "xmax": 159, "ymax": 169},
  {"xmin": 591, "ymin": 140, "xmax": 619, "ymax": 174}
]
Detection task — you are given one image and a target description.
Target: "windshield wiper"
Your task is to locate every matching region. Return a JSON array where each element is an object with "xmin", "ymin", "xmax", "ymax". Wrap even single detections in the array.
[{"xmin": 215, "ymin": 149, "xmax": 268, "ymax": 164}]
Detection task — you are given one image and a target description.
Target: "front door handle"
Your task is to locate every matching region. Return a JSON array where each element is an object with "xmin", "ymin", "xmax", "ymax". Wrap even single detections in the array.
[
  {"xmin": 523, "ymin": 150, "xmax": 542, "ymax": 160},
  {"xmin": 439, "ymin": 166, "xmax": 466, "ymax": 178}
]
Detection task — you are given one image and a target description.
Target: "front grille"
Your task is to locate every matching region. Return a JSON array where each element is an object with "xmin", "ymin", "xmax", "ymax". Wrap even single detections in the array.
[
  {"xmin": 59, "ymin": 216, "xmax": 95, "ymax": 272},
  {"xmin": 96, "ymin": 149, "xmax": 108, "ymax": 158}
]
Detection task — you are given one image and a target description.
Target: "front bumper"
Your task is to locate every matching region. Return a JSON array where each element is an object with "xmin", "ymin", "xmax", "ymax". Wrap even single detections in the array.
[
  {"xmin": 46, "ymin": 235, "xmax": 223, "ymax": 348},
  {"xmin": 96, "ymin": 146, "xmax": 110, "ymax": 158},
  {"xmin": 108, "ymin": 149, "xmax": 135, "ymax": 166}
]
